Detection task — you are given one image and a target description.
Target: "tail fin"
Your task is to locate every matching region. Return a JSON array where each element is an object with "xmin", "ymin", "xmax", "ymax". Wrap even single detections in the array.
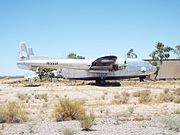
[
  {"xmin": 28, "ymin": 47, "xmax": 34, "ymax": 56},
  {"xmin": 18, "ymin": 41, "xmax": 29, "ymax": 60}
]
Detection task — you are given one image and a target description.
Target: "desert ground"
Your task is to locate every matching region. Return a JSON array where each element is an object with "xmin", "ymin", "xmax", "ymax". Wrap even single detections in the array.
[{"xmin": 0, "ymin": 78, "xmax": 180, "ymax": 135}]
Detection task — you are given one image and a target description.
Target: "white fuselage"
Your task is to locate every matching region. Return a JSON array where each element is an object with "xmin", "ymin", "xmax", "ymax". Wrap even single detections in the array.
[{"xmin": 17, "ymin": 57, "xmax": 156, "ymax": 80}]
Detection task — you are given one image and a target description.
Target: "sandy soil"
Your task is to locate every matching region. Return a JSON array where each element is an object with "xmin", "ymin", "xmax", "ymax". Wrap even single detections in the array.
[{"xmin": 0, "ymin": 78, "xmax": 180, "ymax": 135}]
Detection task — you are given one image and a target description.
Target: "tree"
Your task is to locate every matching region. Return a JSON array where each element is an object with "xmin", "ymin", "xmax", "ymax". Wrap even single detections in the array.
[
  {"xmin": 126, "ymin": 49, "xmax": 138, "ymax": 58},
  {"xmin": 67, "ymin": 52, "xmax": 85, "ymax": 59},
  {"xmin": 149, "ymin": 42, "xmax": 173, "ymax": 63},
  {"xmin": 77, "ymin": 55, "xmax": 85, "ymax": 59},
  {"xmin": 173, "ymin": 45, "xmax": 180, "ymax": 59},
  {"xmin": 67, "ymin": 53, "xmax": 77, "ymax": 59},
  {"xmin": 36, "ymin": 67, "xmax": 54, "ymax": 81},
  {"xmin": 149, "ymin": 42, "xmax": 173, "ymax": 79}
]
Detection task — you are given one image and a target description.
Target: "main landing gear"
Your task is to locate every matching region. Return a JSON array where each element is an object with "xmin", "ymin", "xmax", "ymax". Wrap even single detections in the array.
[
  {"xmin": 139, "ymin": 76, "xmax": 146, "ymax": 82},
  {"xmin": 96, "ymin": 78, "xmax": 106, "ymax": 85}
]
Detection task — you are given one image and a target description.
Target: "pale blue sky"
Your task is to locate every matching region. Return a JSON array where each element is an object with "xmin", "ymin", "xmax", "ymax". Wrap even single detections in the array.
[{"xmin": 0, "ymin": 0, "xmax": 180, "ymax": 76}]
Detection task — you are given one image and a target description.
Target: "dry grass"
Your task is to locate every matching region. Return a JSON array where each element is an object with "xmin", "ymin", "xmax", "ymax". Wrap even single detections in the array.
[
  {"xmin": 79, "ymin": 113, "xmax": 95, "ymax": 131},
  {"xmin": 112, "ymin": 92, "xmax": 130, "ymax": 104},
  {"xmin": 87, "ymin": 102, "xmax": 112, "ymax": 107},
  {"xmin": 157, "ymin": 93, "xmax": 174, "ymax": 103},
  {"xmin": 53, "ymin": 97, "xmax": 85, "ymax": 121},
  {"xmin": 173, "ymin": 96, "xmax": 180, "ymax": 103},
  {"xmin": 34, "ymin": 94, "xmax": 48, "ymax": 102},
  {"xmin": 0, "ymin": 124, "xmax": 4, "ymax": 135},
  {"xmin": 116, "ymin": 111, "xmax": 131, "ymax": 118},
  {"xmin": 132, "ymin": 91, "xmax": 141, "ymax": 97},
  {"xmin": 128, "ymin": 106, "xmax": 135, "ymax": 114},
  {"xmin": 156, "ymin": 89, "xmax": 180, "ymax": 103},
  {"xmin": 173, "ymin": 88, "xmax": 180, "ymax": 103},
  {"xmin": 138, "ymin": 90, "xmax": 152, "ymax": 104},
  {"xmin": 17, "ymin": 93, "xmax": 28, "ymax": 101},
  {"xmin": 157, "ymin": 89, "xmax": 174, "ymax": 103},
  {"xmin": 173, "ymin": 88, "xmax": 180, "ymax": 95},
  {"xmin": 173, "ymin": 109, "xmax": 180, "ymax": 114},
  {"xmin": 133, "ymin": 114, "xmax": 145, "ymax": 121},
  {"xmin": 63, "ymin": 128, "xmax": 75, "ymax": 135},
  {"xmin": 133, "ymin": 90, "xmax": 154, "ymax": 103},
  {"xmin": 0, "ymin": 102, "xmax": 28, "ymax": 123}
]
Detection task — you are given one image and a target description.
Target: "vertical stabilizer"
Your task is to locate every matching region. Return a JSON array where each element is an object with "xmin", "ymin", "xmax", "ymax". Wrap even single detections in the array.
[
  {"xmin": 18, "ymin": 41, "xmax": 29, "ymax": 60},
  {"xmin": 28, "ymin": 47, "xmax": 34, "ymax": 56}
]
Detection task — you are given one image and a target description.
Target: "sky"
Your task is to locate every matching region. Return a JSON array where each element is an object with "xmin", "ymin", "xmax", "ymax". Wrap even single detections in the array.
[{"xmin": 0, "ymin": 0, "xmax": 180, "ymax": 76}]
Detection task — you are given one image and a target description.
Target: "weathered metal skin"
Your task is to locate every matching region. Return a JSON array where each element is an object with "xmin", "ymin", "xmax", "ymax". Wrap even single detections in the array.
[{"xmin": 17, "ymin": 42, "xmax": 156, "ymax": 81}]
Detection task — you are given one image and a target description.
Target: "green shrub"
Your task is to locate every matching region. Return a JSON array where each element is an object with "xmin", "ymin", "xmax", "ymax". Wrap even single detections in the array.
[
  {"xmin": 53, "ymin": 97, "xmax": 85, "ymax": 121},
  {"xmin": 161, "ymin": 117, "xmax": 180, "ymax": 132},
  {"xmin": 173, "ymin": 109, "xmax": 180, "ymax": 114}
]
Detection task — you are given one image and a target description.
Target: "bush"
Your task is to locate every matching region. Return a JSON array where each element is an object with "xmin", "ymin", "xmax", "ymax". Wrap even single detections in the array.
[
  {"xmin": 128, "ymin": 106, "xmax": 135, "ymax": 114},
  {"xmin": 79, "ymin": 113, "xmax": 95, "ymax": 131},
  {"xmin": 34, "ymin": 94, "xmax": 48, "ymax": 102},
  {"xmin": 161, "ymin": 117, "xmax": 180, "ymax": 132},
  {"xmin": 133, "ymin": 114, "xmax": 144, "ymax": 121},
  {"xmin": 17, "ymin": 93, "xmax": 28, "ymax": 101},
  {"xmin": 132, "ymin": 91, "xmax": 141, "ymax": 97},
  {"xmin": 157, "ymin": 90, "xmax": 174, "ymax": 103},
  {"xmin": 53, "ymin": 97, "xmax": 85, "ymax": 121},
  {"xmin": 173, "ymin": 88, "xmax": 180, "ymax": 96},
  {"xmin": 112, "ymin": 92, "xmax": 130, "ymax": 104},
  {"xmin": 0, "ymin": 102, "xmax": 28, "ymax": 123},
  {"xmin": 173, "ymin": 96, "xmax": 180, "ymax": 103},
  {"xmin": 173, "ymin": 109, "xmax": 180, "ymax": 114},
  {"xmin": 63, "ymin": 128, "xmax": 75, "ymax": 135},
  {"xmin": 138, "ymin": 90, "xmax": 152, "ymax": 103},
  {"xmin": 163, "ymin": 89, "xmax": 169, "ymax": 94},
  {"xmin": 158, "ymin": 93, "xmax": 174, "ymax": 103},
  {"xmin": 116, "ymin": 111, "xmax": 131, "ymax": 119}
]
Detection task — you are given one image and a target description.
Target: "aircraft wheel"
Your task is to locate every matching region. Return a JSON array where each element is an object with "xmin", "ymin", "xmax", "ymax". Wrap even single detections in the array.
[
  {"xmin": 96, "ymin": 79, "xmax": 106, "ymax": 85},
  {"xmin": 139, "ymin": 76, "xmax": 146, "ymax": 82}
]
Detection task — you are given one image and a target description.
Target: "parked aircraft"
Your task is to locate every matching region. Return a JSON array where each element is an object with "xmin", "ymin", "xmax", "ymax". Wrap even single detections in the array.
[{"xmin": 17, "ymin": 42, "xmax": 156, "ymax": 84}]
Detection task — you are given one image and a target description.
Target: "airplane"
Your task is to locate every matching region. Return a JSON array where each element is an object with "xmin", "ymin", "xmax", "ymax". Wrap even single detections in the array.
[{"xmin": 17, "ymin": 42, "xmax": 156, "ymax": 85}]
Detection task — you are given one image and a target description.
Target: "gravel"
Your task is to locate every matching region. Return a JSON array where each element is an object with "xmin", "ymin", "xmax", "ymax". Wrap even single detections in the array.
[{"xmin": 2, "ymin": 117, "xmax": 179, "ymax": 135}]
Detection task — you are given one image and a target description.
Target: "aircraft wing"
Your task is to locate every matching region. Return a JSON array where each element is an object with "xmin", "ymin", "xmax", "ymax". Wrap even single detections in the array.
[{"xmin": 89, "ymin": 56, "xmax": 122, "ymax": 72}]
